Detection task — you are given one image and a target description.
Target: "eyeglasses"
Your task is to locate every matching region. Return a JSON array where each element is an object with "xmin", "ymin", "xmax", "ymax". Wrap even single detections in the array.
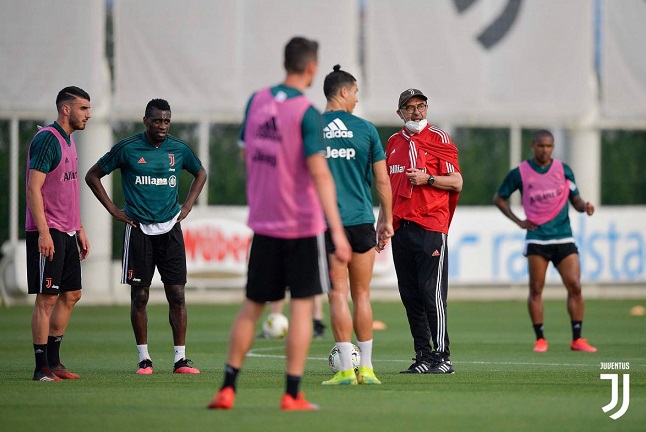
[{"xmin": 401, "ymin": 103, "xmax": 428, "ymax": 114}]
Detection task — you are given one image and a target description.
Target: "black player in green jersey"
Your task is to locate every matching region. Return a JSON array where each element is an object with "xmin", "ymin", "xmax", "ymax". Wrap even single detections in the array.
[
  {"xmin": 86, "ymin": 99, "xmax": 207, "ymax": 374},
  {"xmin": 494, "ymin": 129, "xmax": 597, "ymax": 353}
]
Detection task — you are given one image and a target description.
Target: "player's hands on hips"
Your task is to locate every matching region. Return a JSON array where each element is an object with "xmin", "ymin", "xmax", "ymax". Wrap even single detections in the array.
[
  {"xmin": 518, "ymin": 219, "xmax": 538, "ymax": 231},
  {"xmin": 38, "ymin": 231, "xmax": 55, "ymax": 261},
  {"xmin": 114, "ymin": 209, "xmax": 137, "ymax": 227},
  {"xmin": 177, "ymin": 205, "xmax": 192, "ymax": 223},
  {"xmin": 331, "ymin": 229, "xmax": 352, "ymax": 263},
  {"xmin": 76, "ymin": 227, "xmax": 90, "ymax": 260}
]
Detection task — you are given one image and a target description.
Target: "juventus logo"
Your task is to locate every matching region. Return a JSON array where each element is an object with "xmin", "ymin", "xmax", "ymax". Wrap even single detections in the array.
[
  {"xmin": 45, "ymin": 278, "xmax": 52, "ymax": 288},
  {"xmin": 168, "ymin": 154, "xmax": 175, "ymax": 166},
  {"xmin": 601, "ymin": 373, "xmax": 630, "ymax": 420},
  {"xmin": 128, "ymin": 270, "xmax": 133, "ymax": 280},
  {"xmin": 453, "ymin": 0, "xmax": 522, "ymax": 49}
]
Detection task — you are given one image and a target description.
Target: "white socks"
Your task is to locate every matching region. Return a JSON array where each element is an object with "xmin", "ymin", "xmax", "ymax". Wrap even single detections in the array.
[
  {"xmin": 336, "ymin": 342, "xmax": 354, "ymax": 371},
  {"xmin": 137, "ymin": 344, "xmax": 186, "ymax": 363},
  {"xmin": 137, "ymin": 344, "xmax": 151, "ymax": 362},
  {"xmin": 357, "ymin": 339, "xmax": 373, "ymax": 368},
  {"xmin": 174, "ymin": 346, "xmax": 186, "ymax": 363}
]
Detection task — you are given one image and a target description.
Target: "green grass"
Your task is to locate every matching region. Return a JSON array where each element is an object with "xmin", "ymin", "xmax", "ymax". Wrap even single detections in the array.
[{"xmin": 1, "ymin": 299, "xmax": 644, "ymax": 431}]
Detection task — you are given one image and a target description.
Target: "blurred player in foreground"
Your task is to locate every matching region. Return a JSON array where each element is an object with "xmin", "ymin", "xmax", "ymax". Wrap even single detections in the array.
[
  {"xmin": 493, "ymin": 129, "xmax": 597, "ymax": 353},
  {"xmin": 208, "ymin": 37, "xmax": 351, "ymax": 411},
  {"xmin": 26, "ymin": 86, "xmax": 91, "ymax": 381},
  {"xmin": 320, "ymin": 64, "xmax": 393, "ymax": 385}
]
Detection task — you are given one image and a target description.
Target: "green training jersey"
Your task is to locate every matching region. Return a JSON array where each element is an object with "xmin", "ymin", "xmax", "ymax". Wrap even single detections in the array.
[
  {"xmin": 28, "ymin": 122, "xmax": 70, "ymax": 173},
  {"xmin": 239, "ymin": 84, "xmax": 324, "ymax": 158},
  {"xmin": 322, "ymin": 110, "xmax": 385, "ymax": 226},
  {"xmin": 98, "ymin": 132, "xmax": 202, "ymax": 224},
  {"xmin": 496, "ymin": 159, "xmax": 579, "ymax": 241}
]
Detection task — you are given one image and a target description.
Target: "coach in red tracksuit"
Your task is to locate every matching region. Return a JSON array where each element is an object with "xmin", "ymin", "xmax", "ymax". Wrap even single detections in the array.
[{"xmin": 379, "ymin": 88, "xmax": 462, "ymax": 374}]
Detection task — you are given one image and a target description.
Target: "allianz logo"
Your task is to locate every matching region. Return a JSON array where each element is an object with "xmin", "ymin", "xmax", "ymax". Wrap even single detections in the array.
[
  {"xmin": 135, "ymin": 175, "xmax": 177, "ymax": 187},
  {"xmin": 389, "ymin": 165, "xmax": 406, "ymax": 174},
  {"xmin": 323, "ymin": 118, "xmax": 354, "ymax": 139},
  {"xmin": 63, "ymin": 171, "xmax": 78, "ymax": 181}
]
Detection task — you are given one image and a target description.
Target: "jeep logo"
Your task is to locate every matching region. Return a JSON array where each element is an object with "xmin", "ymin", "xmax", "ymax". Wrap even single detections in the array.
[{"xmin": 326, "ymin": 146, "xmax": 356, "ymax": 160}]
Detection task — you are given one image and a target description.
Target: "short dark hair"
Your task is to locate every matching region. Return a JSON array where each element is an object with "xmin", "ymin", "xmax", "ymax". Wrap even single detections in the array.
[
  {"xmin": 532, "ymin": 129, "xmax": 554, "ymax": 142},
  {"xmin": 56, "ymin": 86, "xmax": 90, "ymax": 111},
  {"xmin": 145, "ymin": 98, "xmax": 171, "ymax": 117},
  {"xmin": 323, "ymin": 64, "xmax": 356, "ymax": 100},
  {"xmin": 284, "ymin": 36, "xmax": 318, "ymax": 74}
]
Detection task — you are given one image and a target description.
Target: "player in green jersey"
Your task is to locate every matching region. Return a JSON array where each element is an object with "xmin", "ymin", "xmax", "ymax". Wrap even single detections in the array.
[
  {"xmin": 27, "ymin": 86, "xmax": 91, "ymax": 382},
  {"xmin": 320, "ymin": 65, "xmax": 393, "ymax": 385},
  {"xmin": 493, "ymin": 129, "xmax": 597, "ymax": 353},
  {"xmin": 85, "ymin": 99, "xmax": 207, "ymax": 373}
]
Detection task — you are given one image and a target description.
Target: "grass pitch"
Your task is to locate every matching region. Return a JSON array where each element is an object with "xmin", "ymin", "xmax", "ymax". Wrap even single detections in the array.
[{"xmin": 0, "ymin": 299, "xmax": 644, "ymax": 431}]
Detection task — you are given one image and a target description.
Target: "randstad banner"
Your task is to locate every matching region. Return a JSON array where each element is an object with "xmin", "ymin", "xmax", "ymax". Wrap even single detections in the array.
[
  {"xmin": 180, "ymin": 206, "xmax": 646, "ymax": 288},
  {"xmin": 449, "ymin": 207, "xmax": 646, "ymax": 285}
]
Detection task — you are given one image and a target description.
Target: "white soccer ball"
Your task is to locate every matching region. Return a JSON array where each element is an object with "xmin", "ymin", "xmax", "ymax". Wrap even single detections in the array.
[
  {"xmin": 328, "ymin": 344, "xmax": 361, "ymax": 374},
  {"xmin": 262, "ymin": 313, "xmax": 289, "ymax": 339}
]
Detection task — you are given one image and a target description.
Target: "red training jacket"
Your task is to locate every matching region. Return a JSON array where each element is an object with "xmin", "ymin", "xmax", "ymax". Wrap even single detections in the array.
[{"xmin": 385, "ymin": 125, "xmax": 461, "ymax": 234}]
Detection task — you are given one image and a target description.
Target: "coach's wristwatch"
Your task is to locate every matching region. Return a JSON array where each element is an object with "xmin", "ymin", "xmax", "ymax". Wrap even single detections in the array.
[{"xmin": 427, "ymin": 174, "xmax": 435, "ymax": 185}]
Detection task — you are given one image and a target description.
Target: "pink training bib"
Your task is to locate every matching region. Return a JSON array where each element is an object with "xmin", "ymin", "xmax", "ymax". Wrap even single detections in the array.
[
  {"xmin": 244, "ymin": 88, "xmax": 325, "ymax": 239},
  {"xmin": 25, "ymin": 126, "xmax": 81, "ymax": 233},
  {"xmin": 519, "ymin": 159, "xmax": 569, "ymax": 226}
]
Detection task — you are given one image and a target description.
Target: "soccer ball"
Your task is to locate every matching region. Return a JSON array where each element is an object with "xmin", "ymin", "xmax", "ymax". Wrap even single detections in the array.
[
  {"xmin": 328, "ymin": 344, "xmax": 361, "ymax": 374},
  {"xmin": 262, "ymin": 313, "xmax": 289, "ymax": 339}
]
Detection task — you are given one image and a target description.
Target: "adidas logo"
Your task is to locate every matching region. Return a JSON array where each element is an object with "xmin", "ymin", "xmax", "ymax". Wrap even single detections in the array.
[
  {"xmin": 432, "ymin": 250, "xmax": 440, "ymax": 257},
  {"xmin": 65, "ymin": 157, "xmax": 69, "ymax": 163},
  {"xmin": 255, "ymin": 117, "xmax": 281, "ymax": 141},
  {"xmin": 435, "ymin": 362, "xmax": 453, "ymax": 373},
  {"xmin": 323, "ymin": 118, "xmax": 354, "ymax": 139},
  {"xmin": 413, "ymin": 363, "xmax": 430, "ymax": 373},
  {"xmin": 138, "ymin": 157, "xmax": 146, "ymax": 164},
  {"xmin": 37, "ymin": 375, "xmax": 55, "ymax": 382}
]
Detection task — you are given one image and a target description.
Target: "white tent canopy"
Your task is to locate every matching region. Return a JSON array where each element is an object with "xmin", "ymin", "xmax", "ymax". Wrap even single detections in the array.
[
  {"xmin": 362, "ymin": 0, "xmax": 597, "ymax": 125},
  {"xmin": 0, "ymin": 0, "xmax": 109, "ymax": 117},
  {"xmin": 112, "ymin": 0, "xmax": 360, "ymax": 120},
  {"xmin": 601, "ymin": 0, "xmax": 646, "ymax": 122}
]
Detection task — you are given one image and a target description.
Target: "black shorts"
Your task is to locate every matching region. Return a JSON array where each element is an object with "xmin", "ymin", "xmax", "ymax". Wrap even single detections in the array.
[
  {"xmin": 325, "ymin": 223, "xmax": 377, "ymax": 254},
  {"xmin": 122, "ymin": 223, "xmax": 187, "ymax": 286},
  {"xmin": 246, "ymin": 233, "xmax": 329, "ymax": 303},
  {"xmin": 26, "ymin": 229, "xmax": 82, "ymax": 294},
  {"xmin": 525, "ymin": 242, "xmax": 578, "ymax": 266}
]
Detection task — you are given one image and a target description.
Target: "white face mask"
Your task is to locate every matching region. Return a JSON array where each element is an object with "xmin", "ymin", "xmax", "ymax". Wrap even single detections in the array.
[{"xmin": 404, "ymin": 119, "xmax": 427, "ymax": 133}]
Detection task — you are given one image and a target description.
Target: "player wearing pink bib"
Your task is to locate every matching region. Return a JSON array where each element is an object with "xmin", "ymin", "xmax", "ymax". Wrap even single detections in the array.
[
  {"xmin": 26, "ymin": 86, "xmax": 91, "ymax": 381},
  {"xmin": 494, "ymin": 130, "xmax": 597, "ymax": 353},
  {"xmin": 208, "ymin": 36, "xmax": 351, "ymax": 412}
]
